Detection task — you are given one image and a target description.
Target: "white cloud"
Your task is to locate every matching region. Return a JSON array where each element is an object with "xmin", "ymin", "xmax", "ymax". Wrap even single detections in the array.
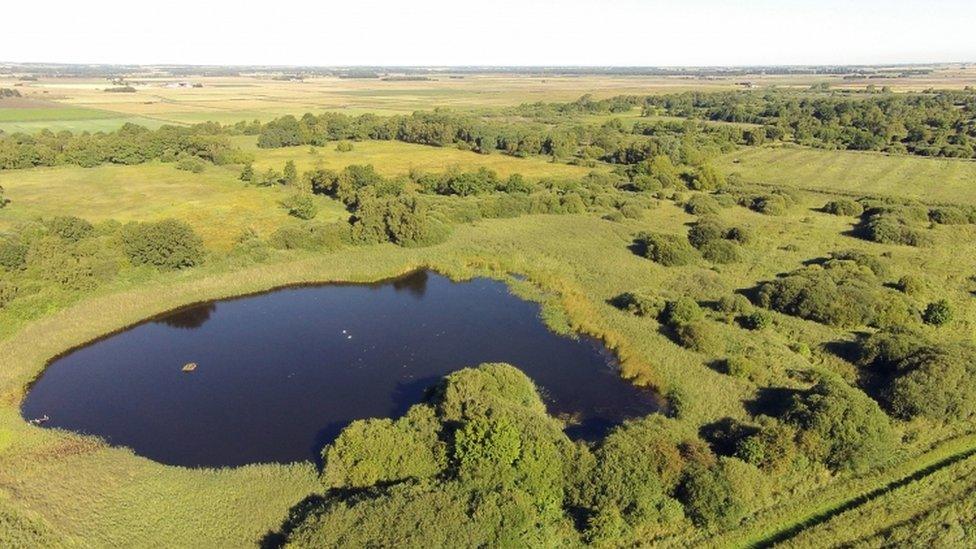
[{"xmin": 2, "ymin": 0, "xmax": 973, "ymax": 66}]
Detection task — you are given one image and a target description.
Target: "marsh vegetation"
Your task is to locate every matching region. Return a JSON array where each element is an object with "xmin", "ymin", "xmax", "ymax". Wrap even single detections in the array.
[{"xmin": 2, "ymin": 71, "xmax": 976, "ymax": 546}]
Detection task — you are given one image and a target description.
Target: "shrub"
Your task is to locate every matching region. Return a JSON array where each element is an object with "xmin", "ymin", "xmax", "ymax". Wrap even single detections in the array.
[
  {"xmin": 783, "ymin": 378, "xmax": 896, "ymax": 473},
  {"xmin": 687, "ymin": 217, "xmax": 727, "ymax": 249},
  {"xmin": 725, "ymin": 225, "xmax": 753, "ymax": 245},
  {"xmin": 791, "ymin": 342, "xmax": 813, "ymax": 359},
  {"xmin": 922, "ymin": 299, "xmax": 953, "ymax": 326},
  {"xmin": 882, "ymin": 345, "xmax": 976, "ymax": 421},
  {"xmin": 561, "ymin": 192, "xmax": 586, "ymax": 214},
  {"xmin": 47, "ymin": 216, "xmax": 94, "ymax": 242},
  {"xmin": 322, "ymin": 406, "xmax": 445, "ymax": 488},
  {"xmin": 175, "ymin": 156, "xmax": 206, "ymax": 173},
  {"xmin": 579, "ymin": 417, "xmax": 686, "ymax": 533},
  {"xmin": 335, "ymin": 141, "xmax": 354, "ymax": 152},
  {"xmin": 282, "ymin": 160, "xmax": 298, "ymax": 185},
  {"xmin": 678, "ymin": 462, "xmax": 744, "ymax": 529},
  {"xmin": 0, "ymin": 279, "xmax": 18, "ymax": 308},
  {"xmin": 0, "ymin": 240, "xmax": 29, "ymax": 270},
  {"xmin": 239, "ymin": 163, "xmax": 254, "ymax": 182},
  {"xmin": 829, "ymin": 249, "xmax": 888, "ymax": 276},
  {"xmin": 619, "ymin": 202, "xmax": 643, "ymax": 219},
  {"xmin": 755, "ymin": 260, "xmax": 912, "ymax": 328},
  {"xmin": 701, "ymin": 240, "xmax": 741, "ymax": 264},
  {"xmin": 121, "ymin": 219, "xmax": 204, "ymax": 269},
  {"xmin": 717, "ymin": 294, "xmax": 751, "ymax": 314},
  {"xmin": 861, "ymin": 209, "xmax": 931, "ymax": 246},
  {"xmin": 666, "ymin": 386, "xmax": 690, "ymax": 420},
  {"xmin": 929, "ymin": 207, "xmax": 970, "ymax": 225},
  {"xmin": 896, "ymin": 275, "xmax": 925, "ymax": 295},
  {"xmin": 724, "ymin": 356, "xmax": 756, "ymax": 379},
  {"xmin": 740, "ymin": 310, "xmax": 771, "ymax": 330},
  {"xmin": 663, "ymin": 297, "xmax": 703, "ymax": 326},
  {"xmin": 611, "ymin": 291, "xmax": 662, "ymax": 317},
  {"xmin": 634, "ymin": 232, "xmax": 697, "ymax": 266},
  {"xmin": 684, "ymin": 194, "xmax": 721, "ymax": 216},
  {"xmin": 733, "ymin": 418, "xmax": 797, "ymax": 471},
  {"xmin": 281, "ymin": 193, "xmax": 319, "ymax": 220},
  {"xmin": 385, "ymin": 195, "xmax": 450, "ymax": 248},
  {"xmin": 743, "ymin": 193, "xmax": 792, "ymax": 215},
  {"xmin": 268, "ymin": 222, "xmax": 349, "ymax": 251},
  {"xmin": 674, "ymin": 321, "xmax": 724, "ymax": 354},
  {"xmin": 823, "ymin": 198, "xmax": 864, "ymax": 217},
  {"xmin": 857, "ymin": 332, "xmax": 976, "ymax": 421},
  {"xmin": 689, "ymin": 164, "xmax": 726, "ymax": 191}
]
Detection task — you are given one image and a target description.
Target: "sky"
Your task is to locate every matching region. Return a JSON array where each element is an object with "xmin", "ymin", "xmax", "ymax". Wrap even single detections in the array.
[{"xmin": 3, "ymin": 0, "xmax": 974, "ymax": 67}]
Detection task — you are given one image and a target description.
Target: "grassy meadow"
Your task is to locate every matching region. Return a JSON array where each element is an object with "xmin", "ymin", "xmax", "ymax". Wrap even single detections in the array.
[
  {"xmin": 0, "ymin": 162, "xmax": 347, "ymax": 250},
  {"xmin": 3, "ymin": 75, "xmax": 976, "ymax": 546},
  {"xmin": 0, "ymin": 138, "xmax": 594, "ymax": 249},
  {"xmin": 242, "ymin": 137, "xmax": 598, "ymax": 179},
  {"xmin": 717, "ymin": 144, "xmax": 976, "ymax": 205},
  {"xmin": 4, "ymin": 182, "xmax": 976, "ymax": 544}
]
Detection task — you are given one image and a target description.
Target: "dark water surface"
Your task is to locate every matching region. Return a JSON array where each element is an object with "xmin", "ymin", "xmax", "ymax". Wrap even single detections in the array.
[{"xmin": 21, "ymin": 271, "xmax": 659, "ymax": 467}]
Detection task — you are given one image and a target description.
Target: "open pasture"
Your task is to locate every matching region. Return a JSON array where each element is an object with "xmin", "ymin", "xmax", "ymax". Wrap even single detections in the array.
[
  {"xmin": 717, "ymin": 144, "xmax": 976, "ymax": 205},
  {"xmin": 241, "ymin": 137, "xmax": 600, "ymax": 179},
  {"xmin": 0, "ymin": 162, "xmax": 347, "ymax": 249}
]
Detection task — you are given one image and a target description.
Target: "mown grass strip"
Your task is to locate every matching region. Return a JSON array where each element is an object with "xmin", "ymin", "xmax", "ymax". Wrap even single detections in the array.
[{"xmin": 706, "ymin": 432, "xmax": 976, "ymax": 548}]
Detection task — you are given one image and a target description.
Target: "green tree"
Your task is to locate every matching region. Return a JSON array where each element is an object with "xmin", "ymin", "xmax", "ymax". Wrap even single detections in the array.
[
  {"xmin": 121, "ymin": 219, "xmax": 205, "ymax": 270},
  {"xmin": 784, "ymin": 378, "xmax": 896, "ymax": 473},
  {"xmin": 922, "ymin": 299, "xmax": 953, "ymax": 326},
  {"xmin": 239, "ymin": 163, "xmax": 254, "ymax": 183},
  {"xmin": 283, "ymin": 160, "xmax": 298, "ymax": 185},
  {"xmin": 281, "ymin": 193, "xmax": 318, "ymax": 220}
]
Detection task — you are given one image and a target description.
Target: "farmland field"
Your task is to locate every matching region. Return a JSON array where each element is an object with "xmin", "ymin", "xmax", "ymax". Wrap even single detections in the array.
[{"xmin": 4, "ymin": 63, "xmax": 976, "ymax": 133}]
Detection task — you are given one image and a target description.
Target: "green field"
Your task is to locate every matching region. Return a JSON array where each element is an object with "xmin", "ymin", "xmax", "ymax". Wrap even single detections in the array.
[
  {"xmin": 4, "ymin": 78, "xmax": 976, "ymax": 547},
  {"xmin": 0, "ymin": 106, "xmax": 118, "ymax": 123},
  {"xmin": 717, "ymin": 144, "xmax": 976, "ymax": 204},
  {"xmin": 242, "ymin": 137, "xmax": 599, "ymax": 179},
  {"xmin": 0, "ymin": 162, "xmax": 347, "ymax": 249},
  {"xmin": 4, "ymin": 179, "xmax": 976, "ymax": 545}
]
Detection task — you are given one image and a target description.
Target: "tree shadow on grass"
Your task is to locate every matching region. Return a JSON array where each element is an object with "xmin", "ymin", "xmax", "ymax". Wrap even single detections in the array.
[
  {"xmin": 744, "ymin": 387, "xmax": 800, "ymax": 418},
  {"xmin": 260, "ymin": 494, "xmax": 328, "ymax": 549}
]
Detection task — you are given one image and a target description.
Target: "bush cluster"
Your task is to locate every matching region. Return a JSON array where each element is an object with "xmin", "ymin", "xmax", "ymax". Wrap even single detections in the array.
[
  {"xmin": 121, "ymin": 219, "xmax": 205, "ymax": 270},
  {"xmin": 858, "ymin": 332, "xmax": 976, "ymax": 421},
  {"xmin": 783, "ymin": 378, "xmax": 897, "ymax": 473},
  {"xmin": 922, "ymin": 299, "xmax": 953, "ymax": 326},
  {"xmin": 686, "ymin": 216, "xmax": 747, "ymax": 263},
  {"xmin": 736, "ymin": 189, "xmax": 798, "ymax": 215},
  {"xmin": 634, "ymin": 232, "xmax": 697, "ymax": 266},
  {"xmin": 755, "ymin": 259, "xmax": 913, "ymax": 328},
  {"xmin": 823, "ymin": 198, "xmax": 864, "ymax": 217},
  {"xmin": 858, "ymin": 202, "xmax": 933, "ymax": 246},
  {"xmin": 281, "ymin": 193, "xmax": 318, "ymax": 220}
]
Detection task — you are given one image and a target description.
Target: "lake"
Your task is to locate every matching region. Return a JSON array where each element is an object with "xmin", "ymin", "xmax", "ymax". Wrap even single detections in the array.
[{"xmin": 21, "ymin": 271, "xmax": 659, "ymax": 468}]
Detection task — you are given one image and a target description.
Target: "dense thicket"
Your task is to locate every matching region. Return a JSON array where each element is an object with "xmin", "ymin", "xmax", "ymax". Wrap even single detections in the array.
[
  {"xmin": 857, "ymin": 332, "xmax": 976, "ymax": 421},
  {"xmin": 121, "ymin": 219, "xmax": 205, "ymax": 269},
  {"xmin": 782, "ymin": 378, "xmax": 896, "ymax": 473},
  {"xmin": 755, "ymin": 258, "xmax": 913, "ymax": 328},
  {"xmin": 283, "ymin": 364, "xmax": 768, "ymax": 545},
  {"xmin": 642, "ymin": 89, "xmax": 976, "ymax": 158},
  {"xmin": 0, "ymin": 122, "xmax": 248, "ymax": 170},
  {"xmin": 253, "ymin": 108, "xmax": 742, "ymax": 173}
]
